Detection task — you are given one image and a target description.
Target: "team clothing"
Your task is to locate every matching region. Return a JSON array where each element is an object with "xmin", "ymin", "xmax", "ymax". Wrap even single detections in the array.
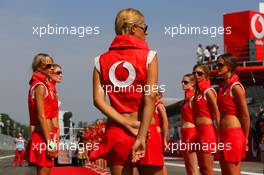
[
  {"xmin": 218, "ymin": 74, "xmax": 247, "ymax": 163},
  {"xmin": 192, "ymin": 79, "xmax": 217, "ymax": 153},
  {"xmin": 91, "ymin": 35, "xmax": 163, "ymax": 166},
  {"xmin": 180, "ymin": 89, "xmax": 197, "ymax": 147}
]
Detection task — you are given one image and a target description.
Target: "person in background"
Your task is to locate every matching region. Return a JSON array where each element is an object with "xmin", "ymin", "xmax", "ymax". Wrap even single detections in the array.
[
  {"xmin": 196, "ymin": 43, "xmax": 204, "ymax": 64},
  {"xmin": 49, "ymin": 63, "xmax": 63, "ymax": 145},
  {"xmin": 216, "ymin": 53, "xmax": 250, "ymax": 175},
  {"xmin": 192, "ymin": 64, "xmax": 220, "ymax": 175},
  {"xmin": 180, "ymin": 74, "xmax": 199, "ymax": 175},
  {"xmin": 13, "ymin": 133, "xmax": 26, "ymax": 167},
  {"xmin": 95, "ymin": 119, "xmax": 107, "ymax": 170},
  {"xmin": 210, "ymin": 44, "xmax": 219, "ymax": 62},
  {"xmin": 203, "ymin": 46, "xmax": 211, "ymax": 63},
  {"xmin": 154, "ymin": 90, "xmax": 169, "ymax": 175},
  {"xmin": 76, "ymin": 131, "xmax": 87, "ymax": 166}
]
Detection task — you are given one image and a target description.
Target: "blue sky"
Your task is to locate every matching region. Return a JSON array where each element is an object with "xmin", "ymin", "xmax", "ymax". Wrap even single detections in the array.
[{"xmin": 0, "ymin": 0, "xmax": 261, "ymax": 125}]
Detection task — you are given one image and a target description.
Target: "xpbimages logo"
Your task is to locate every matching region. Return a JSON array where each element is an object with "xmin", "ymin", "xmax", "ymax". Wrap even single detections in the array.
[
  {"xmin": 165, "ymin": 140, "xmax": 232, "ymax": 154},
  {"xmin": 164, "ymin": 24, "xmax": 232, "ymax": 38},
  {"xmin": 32, "ymin": 24, "xmax": 100, "ymax": 38},
  {"xmin": 32, "ymin": 141, "xmax": 99, "ymax": 153}
]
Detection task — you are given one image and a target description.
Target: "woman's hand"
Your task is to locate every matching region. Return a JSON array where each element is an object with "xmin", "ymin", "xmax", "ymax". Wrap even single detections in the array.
[
  {"xmin": 245, "ymin": 138, "xmax": 249, "ymax": 151},
  {"xmin": 163, "ymin": 132, "xmax": 168, "ymax": 146},
  {"xmin": 131, "ymin": 138, "xmax": 146, "ymax": 163}
]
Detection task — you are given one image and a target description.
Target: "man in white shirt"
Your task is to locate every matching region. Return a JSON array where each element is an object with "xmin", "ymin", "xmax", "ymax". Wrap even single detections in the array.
[
  {"xmin": 203, "ymin": 46, "xmax": 211, "ymax": 63},
  {"xmin": 196, "ymin": 44, "xmax": 204, "ymax": 63}
]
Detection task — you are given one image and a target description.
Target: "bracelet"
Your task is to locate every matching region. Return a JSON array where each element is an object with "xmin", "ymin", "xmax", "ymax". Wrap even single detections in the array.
[{"xmin": 47, "ymin": 140, "xmax": 56, "ymax": 150}]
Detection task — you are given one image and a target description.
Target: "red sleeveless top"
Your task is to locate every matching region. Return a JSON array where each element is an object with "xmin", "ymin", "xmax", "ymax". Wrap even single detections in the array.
[
  {"xmin": 154, "ymin": 100, "xmax": 165, "ymax": 127},
  {"xmin": 49, "ymin": 81, "xmax": 59, "ymax": 118},
  {"xmin": 218, "ymin": 74, "xmax": 245, "ymax": 116},
  {"xmin": 28, "ymin": 72, "xmax": 56, "ymax": 125},
  {"xmin": 192, "ymin": 79, "xmax": 216, "ymax": 119},
  {"xmin": 181, "ymin": 90, "xmax": 195, "ymax": 124},
  {"xmin": 95, "ymin": 35, "xmax": 156, "ymax": 113}
]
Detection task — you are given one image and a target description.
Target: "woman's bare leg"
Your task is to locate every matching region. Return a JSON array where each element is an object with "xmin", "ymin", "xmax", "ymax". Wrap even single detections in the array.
[
  {"xmin": 196, "ymin": 151, "xmax": 214, "ymax": 175},
  {"xmin": 220, "ymin": 157, "xmax": 241, "ymax": 175},
  {"xmin": 37, "ymin": 166, "xmax": 50, "ymax": 175},
  {"xmin": 110, "ymin": 165, "xmax": 133, "ymax": 175},
  {"xmin": 183, "ymin": 151, "xmax": 199, "ymax": 175}
]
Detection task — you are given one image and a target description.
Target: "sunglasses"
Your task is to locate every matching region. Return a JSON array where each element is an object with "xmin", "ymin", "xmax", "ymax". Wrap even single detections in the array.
[
  {"xmin": 45, "ymin": 64, "xmax": 54, "ymax": 69},
  {"xmin": 216, "ymin": 63, "xmax": 225, "ymax": 68},
  {"xmin": 181, "ymin": 80, "xmax": 190, "ymax": 85},
  {"xmin": 192, "ymin": 71, "xmax": 205, "ymax": 76},
  {"xmin": 55, "ymin": 71, "xmax": 63, "ymax": 75},
  {"xmin": 135, "ymin": 23, "xmax": 148, "ymax": 33}
]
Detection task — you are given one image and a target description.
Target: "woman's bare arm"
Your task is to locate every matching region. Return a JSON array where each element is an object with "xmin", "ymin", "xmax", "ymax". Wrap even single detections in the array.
[
  {"xmin": 206, "ymin": 89, "xmax": 220, "ymax": 128},
  {"xmin": 158, "ymin": 104, "xmax": 169, "ymax": 143},
  {"xmin": 132, "ymin": 55, "xmax": 158, "ymax": 162},
  {"xmin": 232, "ymin": 85, "xmax": 250, "ymax": 140},
  {"xmin": 136, "ymin": 55, "xmax": 158, "ymax": 141}
]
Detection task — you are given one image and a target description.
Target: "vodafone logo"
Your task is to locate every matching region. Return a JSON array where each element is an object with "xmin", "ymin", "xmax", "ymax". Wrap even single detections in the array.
[
  {"xmin": 251, "ymin": 14, "xmax": 264, "ymax": 39},
  {"xmin": 108, "ymin": 61, "xmax": 136, "ymax": 88}
]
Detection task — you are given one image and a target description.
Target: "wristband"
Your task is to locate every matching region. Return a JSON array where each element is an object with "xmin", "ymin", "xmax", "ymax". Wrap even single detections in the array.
[{"xmin": 47, "ymin": 140, "xmax": 56, "ymax": 151}]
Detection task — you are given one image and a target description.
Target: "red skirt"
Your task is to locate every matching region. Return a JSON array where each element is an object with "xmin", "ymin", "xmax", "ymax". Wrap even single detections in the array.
[
  {"xmin": 219, "ymin": 128, "xmax": 246, "ymax": 163},
  {"xmin": 181, "ymin": 127, "xmax": 197, "ymax": 152},
  {"xmin": 181, "ymin": 127, "xmax": 197, "ymax": 144},
  {"xmin": 89, "ymin": 122, "xmax": 135, "ymax": 165},
  {"xmin": 196, "ymin": 124, "xmax": 217, "ymax": 153},
  {"xmin": 89, "ymin": 122, "xmax": 164, "ymax": 166},
  {"xmin": 24, "ymin": 131, "xmax": 54, "ymax": 167},
  {"xmin": 140, "ymin": 124, "xmax": 164, "ymax": 166}
]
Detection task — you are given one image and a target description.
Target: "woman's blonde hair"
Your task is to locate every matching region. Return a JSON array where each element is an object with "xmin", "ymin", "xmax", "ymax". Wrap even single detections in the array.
[
  {"xmin": 53, "ymin": 63, "xmax": 62, "ymax": 69},
  {"xmin": 115, "ymin": 8, "xmax": 144, "ymax": 35},
  {"xmin": 32, "ymin": 53, "xmax": 54, "ymax": 72}
]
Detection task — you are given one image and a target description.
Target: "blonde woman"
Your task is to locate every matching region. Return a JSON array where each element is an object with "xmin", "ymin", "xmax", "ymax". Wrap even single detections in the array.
[
  {"xmin": 25, "ymin": 53, "xmax": 58, "ymax": 175},
  {"xmin": 90, "ymin": 8, "xmax": 163, "ymax": 175}
]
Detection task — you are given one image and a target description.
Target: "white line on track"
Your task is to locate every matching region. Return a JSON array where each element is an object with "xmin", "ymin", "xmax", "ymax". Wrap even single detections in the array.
[
  {"xmin": 0, "ymin": 155, "xmax": 15, "ymax": 160},
  {"xmin": 165, "ymin": 162, "xmax": 263, "ymax": 175}
]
